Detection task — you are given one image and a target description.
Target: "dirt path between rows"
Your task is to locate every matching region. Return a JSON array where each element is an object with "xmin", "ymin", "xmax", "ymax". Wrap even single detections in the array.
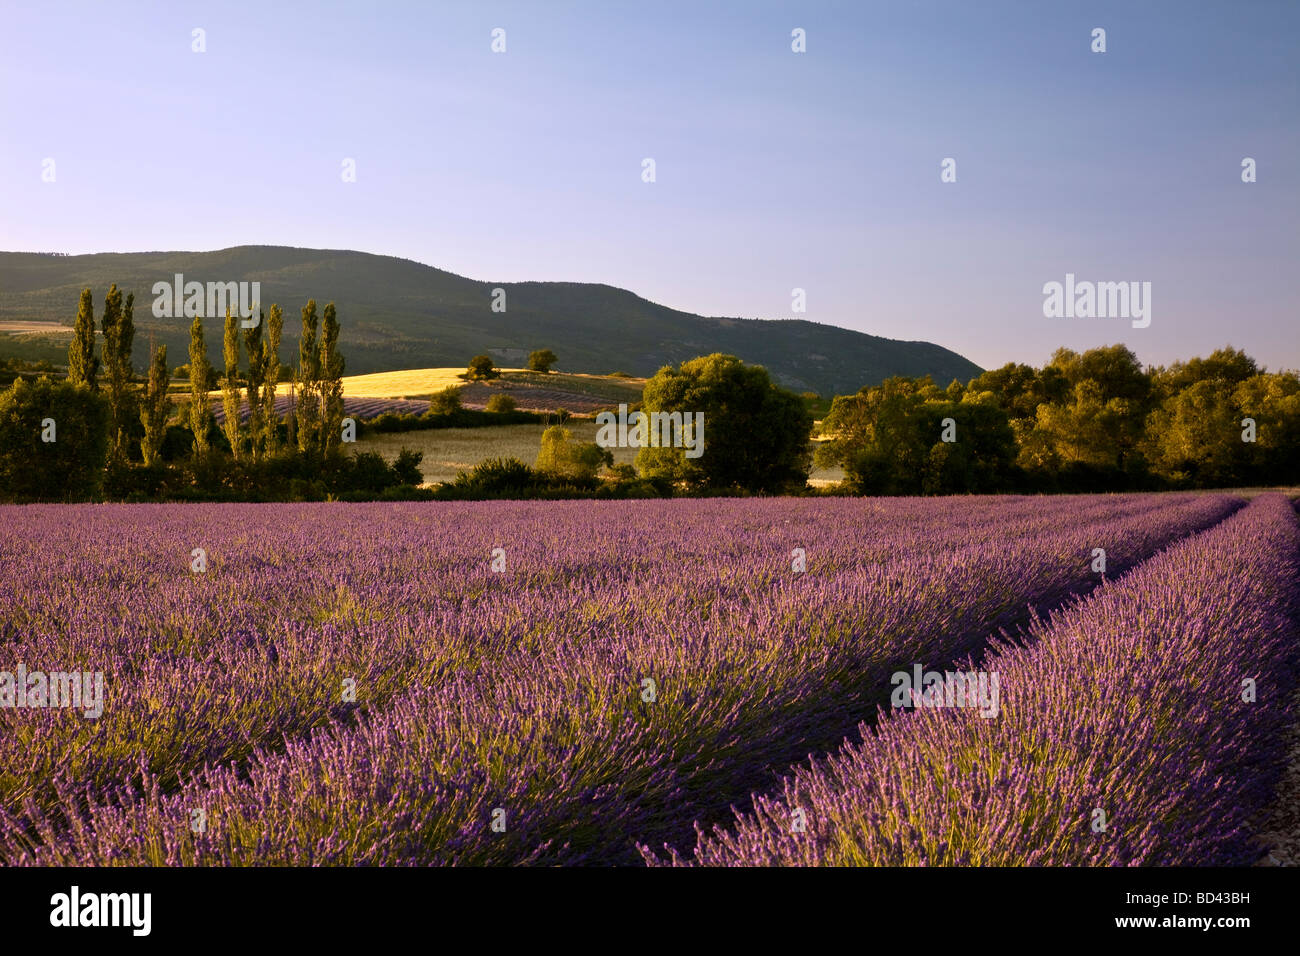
[{"xmin": 1256, "ymin": 685, "xmax": 1300, "ymax": 866}]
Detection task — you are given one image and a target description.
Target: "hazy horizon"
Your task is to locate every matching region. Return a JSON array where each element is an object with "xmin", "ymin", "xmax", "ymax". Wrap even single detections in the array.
[{"xmin": 2, "ymin": 0, "xmax": 1297, "ymax": 373}]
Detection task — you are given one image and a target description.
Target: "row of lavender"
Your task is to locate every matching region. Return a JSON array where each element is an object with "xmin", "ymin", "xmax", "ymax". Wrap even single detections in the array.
[
  {"xmin": 209, "ymin": 395, "xmax": 430, "ymax": 425},
  {"xmin": 0, "ymin": 494, "xmax": 1240, "ymax": 864},
  {"xmin": 655, "ymin": 494, "xmax": 1300, "ymax": 866}
]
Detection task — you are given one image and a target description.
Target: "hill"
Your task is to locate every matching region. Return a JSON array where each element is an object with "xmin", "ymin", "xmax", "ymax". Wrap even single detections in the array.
[{"xmin": 0, "ymin": 246, "xmax": 982, "ymax": 396}]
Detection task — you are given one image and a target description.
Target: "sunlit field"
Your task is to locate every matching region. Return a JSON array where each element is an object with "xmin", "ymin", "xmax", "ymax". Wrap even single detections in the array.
[{"xmin": 338, "ymin": 367, "xmax": 483, "ymax": 398}]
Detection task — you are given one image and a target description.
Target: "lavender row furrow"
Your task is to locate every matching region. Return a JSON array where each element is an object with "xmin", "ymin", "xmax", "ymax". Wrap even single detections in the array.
[{"xmin": 662, "ymin": 493, "xmax": 1300, "ymax": 866}]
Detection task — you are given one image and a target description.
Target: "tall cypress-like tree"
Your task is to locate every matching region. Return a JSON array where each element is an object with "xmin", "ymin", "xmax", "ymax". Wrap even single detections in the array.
[
  {"xmin": 319, "ymin": 302, "xmax": 345, "ymax": 457},
  {"xmin": 102, "ymin": 285, "xmax": 136, "ymax": 454},
  {"xmin": 68, "ymin": 288, "xmax": 99, "ymax": 389},
  {"xmin": 140, "ymin": 338, "xmax": 171, "ymax": 466},
  {"xmin": 295, "ymin": 300, "xmax": 321, "ymax": 454},
  {"xmin": 100, "ymin": 284, "xmax": 121, "ymax": 361},
  {"xmin": 245, "ymin": 309, "xmax": 265, "ymax": 462},
  {"xmin": 261, "ymin": 304, "xmax": 283, "ymax": 454},
  {"xmin": 188, "ymin": 314, "xmax": 214, "ymax": 457},
  {"xmin": 222, "ymin": 309, "xmax": 244, "ymax": 459}
]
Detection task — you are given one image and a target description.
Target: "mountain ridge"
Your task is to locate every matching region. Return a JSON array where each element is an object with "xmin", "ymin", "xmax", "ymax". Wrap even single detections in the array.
[{"xmin": 0, "ymin": 246, "xmax": 983, "ymax": 396}]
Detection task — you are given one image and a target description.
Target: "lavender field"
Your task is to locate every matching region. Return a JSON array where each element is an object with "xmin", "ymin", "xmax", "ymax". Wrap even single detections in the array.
[
  {"xmin": 210, "ymin": 395, "xmax": 429, "ymax": 425},
  {"xmin": 1, "ymin": 492, "xmax": 1296, "ymax": 866}
]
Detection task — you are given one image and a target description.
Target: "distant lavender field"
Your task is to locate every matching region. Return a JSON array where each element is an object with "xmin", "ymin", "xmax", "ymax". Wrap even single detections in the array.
[
  {"xmin": 1, "ymin": 493, "xmax": 1295, "ymax": 866},
  {"xmin": 211, "ymin": 395, "xmax": 428, "ymax": 425}
]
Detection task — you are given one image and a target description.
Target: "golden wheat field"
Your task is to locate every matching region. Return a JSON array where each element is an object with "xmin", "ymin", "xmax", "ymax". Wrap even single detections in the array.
[{"xmin": 338, "ymin": 367, "xmax": 492, "ymax": 398}]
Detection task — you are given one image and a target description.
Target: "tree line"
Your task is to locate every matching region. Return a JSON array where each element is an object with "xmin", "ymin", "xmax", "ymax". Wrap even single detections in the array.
[
  {"xmin": 0, "ymin": 287, "xmax": 422, "ymax": 501},
  {"xmin": 817, "ymin": 344, "xmax": 1300, "ymax": 494},
  {"xmin": 4, "ymin": 313, "xmax": 1294, "ymax": 501}
]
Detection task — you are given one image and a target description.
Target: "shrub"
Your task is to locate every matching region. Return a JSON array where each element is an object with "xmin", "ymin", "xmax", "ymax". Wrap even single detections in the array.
[
  {"xmin": 485, "ymin": 393, "xmax": 517, "ymax": 414},
  {"xmin": 345, "ymin": 452, "xmax": 397, "ymax": 493},
  {"xmin": 528, "ymin": 349, "xmax": 557, "ymax": 373},
  {"xmin": 464, "ymin": 457, "xmax": 533, "ymax": 490},
  {"xmin": 429, "ymin": 387, "xmax": 463, "ymax": 415},
  {"xmin": 466, "ymin": 355, "xmax": 499, "ymax": 381},
  {"xmin": 536, "ymin": 425, "xmax": 613, "ymax": 479},
  {"xmin": 392, "ymin": 448, "xmax": 424, "ymax": 485},
  {"xmin": 0, "ymin": 377, "xmax": 110, "ymax": 501}
]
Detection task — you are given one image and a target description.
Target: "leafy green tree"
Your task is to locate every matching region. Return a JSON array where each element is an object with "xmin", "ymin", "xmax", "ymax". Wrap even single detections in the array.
[
  {"xmin": 140, "ymin": 341, "xmax": 172, "ymax": 466},
  {"xmin": 67, "ymin": 288, "xmax": 99, "ymax": 390},
  {"xmin": 319, "ymin": 302, "xmax": 345, "ymax": 457},
  {"xmin": 1234, "ymin": 371, "xmax": 1300, "ymax": 484},
  {"xmin": 485, "ymin": 393, "xmax": 517, "ymax": 413},
  {"xmin": 429, "ymin": 386, "xmax": 463, "ymax": 415},
  {"xmin": 1029, "ymin": 380, "xmax": 1124, "ymax": 470},
  {"xmin": 1152, "ymin": 347, "xmax": 1260, "ymax": 400},
  {"xmin": 528, "ymin": 349, "xmax": 557, "ymax": 373},
  {"xmin": 820, "ymin": 376, "xmax": 1015, "ymax": 494},
  {"xmin": 535, "ymin": 425, "xmax": 611, "ymax": 479},
  {"xmin": 187, "ymin": 314, "xmax": 215, "ymax": 457},
  {"xmin": 1022, "ymin": 346, "xmax": 1154, "ymax": 476},
  {"xmin": 1051, "ymin": 345, "xmax": 1151, "ymax": 405},
  {"xmin": 635, "ymin": 353, "xmax": 811, "ymax": 492},
  {"xmin": 466, "ymin": 354, "xmax": 499, "ymax": 381},
  {"xmin": 1140, "ymin": 379, "xmax": 1244, "ymax": 487},
  {"xmin": 965, "ymin": 362, "xmax": 1067, "ymax": 426},
  {"xmin": 931, "ymin": 398, "xmax": 1017, "ymax": 493},
  {"xmin": 296, "ymin": 300, "xmax": 321, "ymax": 454},
  {"xmin": 817, "ymin": 375, "xmax": 940, "ymax": 472},
  {"xmin": 0, "ymin": 377, "xmax": 109, "ymax": 501},
  {"xmin": 222, "ymin": 309, "xmax": 244, "ymax": 459}
]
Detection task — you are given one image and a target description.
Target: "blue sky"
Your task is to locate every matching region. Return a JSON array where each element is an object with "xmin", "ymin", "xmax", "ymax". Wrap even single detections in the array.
[{"xmin": 2, "ymin": 0, "xmax": 1296, "ymax": 372}]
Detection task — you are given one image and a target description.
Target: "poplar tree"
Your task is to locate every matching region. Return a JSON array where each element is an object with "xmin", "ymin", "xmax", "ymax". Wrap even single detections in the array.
[
  {"xmin": 188, "ymin": 315, "xmax": 214, "ymax": 457},
  {"xmin": 68, "ymin": 288, "xmax": 99, "ymax": 389},
  {"xmin": 295, "ymin": 300, "xmax": 321, "ymax": 454},
  {"xmin": 102, "ymin": 285, "xmax": 136, "ymax": 454},
  {"xmin": 319, "ymin": 302, "xmax": 345, "ymax": 457},
  {"xmin": 260, "ymin": 304, "xmax": 283, "ymax": 454},
  {"xmin": 140, "ymin": 339, "xmax": 171, "ymax": 466},
  {"xmin": 222, "ymin": 309, "xmax": 244, "ymax": 459},
  {"xmin": 245, "ymin": 310, "xmax": 265, "ymax": 462}
]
